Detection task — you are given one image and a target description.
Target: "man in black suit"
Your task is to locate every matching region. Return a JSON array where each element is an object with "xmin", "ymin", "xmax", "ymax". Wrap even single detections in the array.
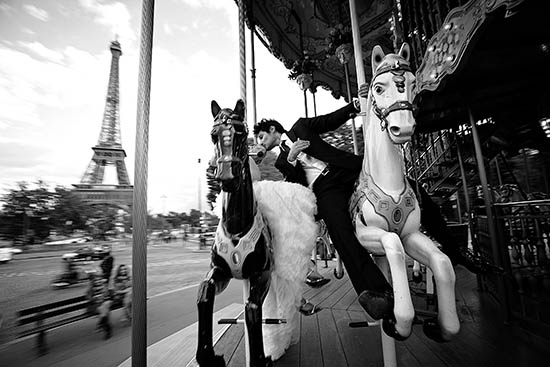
[
  {"xmin": 253, "ymin": 97, "xmax": 497, "ymax": 322},
  {"xmin": 254, "ymin": 100, "xmax": 395, "ymax": 320}
]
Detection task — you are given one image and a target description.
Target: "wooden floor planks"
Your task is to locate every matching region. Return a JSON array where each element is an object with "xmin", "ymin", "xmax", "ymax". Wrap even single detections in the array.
[{"xmin": 213, "ymin": 260, "xmax": 550, "ymax": 366}]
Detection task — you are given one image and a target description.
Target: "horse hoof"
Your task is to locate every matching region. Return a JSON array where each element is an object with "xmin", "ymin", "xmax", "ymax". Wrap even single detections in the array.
[
  {"xmin": 422, "ymin": 317, "xmax": 450, "ymax": 343},
  {"xmin": 306, "ymin": 277, "xmax": 330, "ymax": 288},
  {"xmin": 412, "ymin": 272, "xmax": 422, "ymax": 283},
  {"xmin": 195, "ymin": 352, "xmax": 226, "ymax": 367},
  {"xmin": 358, "ymin": 289, "xmax": 394, "ymax": 320},
  {"xmin": 261, "ymin": 356, "xmax": 273, "ymax": 367},
  {"xmin": 382, "ymin": 316, "xmax": 409, "ymax": 341},
  {"xmin": 333, "ymin": 268, "xmax": 344, "ymax": 279}
]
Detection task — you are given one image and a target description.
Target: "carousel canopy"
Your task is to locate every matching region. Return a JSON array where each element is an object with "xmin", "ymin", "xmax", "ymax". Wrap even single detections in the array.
[
  {"xmin": 241, "ymin": 0, "xmax": 549, "ymax": 154},
  {"xmin": 240, "ymin": 0, "xmax": 396, "ymax": 101},
  {"xmin": 413, "ymin": 0, "xmax": 550, "ymax": 153}
]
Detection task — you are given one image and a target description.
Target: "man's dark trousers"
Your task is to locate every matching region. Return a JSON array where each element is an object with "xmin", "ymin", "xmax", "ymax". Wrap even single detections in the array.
[{"xmin": 313, "ymin": 166, "xmax": 392, "ymax": 295}]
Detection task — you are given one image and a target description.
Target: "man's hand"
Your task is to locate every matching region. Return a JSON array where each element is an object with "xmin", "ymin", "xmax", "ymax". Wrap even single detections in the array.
[
  {"xmin": 249, "ymin": 144, "xmax": 267, "ymax": 164},
  {"xmin": 288, "ymin": 139, "xmax": 310, "ymax": 162},
  {"xmin": 358, "ymin": 82, "xmax": 369, "ymax": 98}
]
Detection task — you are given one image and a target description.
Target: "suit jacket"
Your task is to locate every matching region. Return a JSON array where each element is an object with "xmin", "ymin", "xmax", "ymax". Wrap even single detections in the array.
[
  {"xmin": 275, "ymin": 103, "xmax": 362, "ymax": 186},
  {"xmin": 275, "ymin": 147, "xmax": 308, "ymax": 186}
]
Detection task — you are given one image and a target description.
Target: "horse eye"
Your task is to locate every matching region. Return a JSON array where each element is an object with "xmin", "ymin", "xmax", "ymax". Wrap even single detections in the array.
[
  {"xmin": 233, "ymin": 122, "xmax": 245, "ymax": 133},
  {"xmin": 374, "ymin": 85, "xmax": 384, "ymax": 95}
]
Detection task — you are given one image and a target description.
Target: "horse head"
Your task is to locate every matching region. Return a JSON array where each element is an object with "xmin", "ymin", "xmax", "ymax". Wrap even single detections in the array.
[
  {"xmin": 369, "ymin": 43, "xmax": 416, "ymax": 145},
  {"xmin": 211, "ymin": 99, "xmax": 248, "ymax": 192}
]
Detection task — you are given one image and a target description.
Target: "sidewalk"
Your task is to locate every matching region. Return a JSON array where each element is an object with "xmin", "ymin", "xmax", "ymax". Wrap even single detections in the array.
[{"xmin": 0, "ymin": 280, "xmax": 243, "ymax": 367}]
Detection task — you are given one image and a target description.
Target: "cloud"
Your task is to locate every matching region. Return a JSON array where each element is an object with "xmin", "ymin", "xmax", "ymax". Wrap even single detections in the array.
[
  {"xmin": 23, "ymin": 4, "xmax": 49, "ymax": 21},
  {"xmin": 17, "ymin": 41, "xmax": 64, "ymax": 63},
  {"xmin": 163, "ymin": 23, "xmax": 190, "ymax": 36},
  {"xmin": 177, "ymin": 0, "xmax": 237, "ymax": 34},
  {"xmin": 178, "ymin": 0, "xmax": 234, "ymax": 11},
  {"xmin": 21, "ymin": 27, "xmax": 36, "ymax": 36},
  {"xmin": 0, "ymin": 44, "xmax": 107, "ymax": 125},
  {"xmin": 78, "ymin": 0, "xmax": 135, "ymax": 43},
  {"xmin": 0, "ymin": 3, "xmax": 14, "ymax": 14}
]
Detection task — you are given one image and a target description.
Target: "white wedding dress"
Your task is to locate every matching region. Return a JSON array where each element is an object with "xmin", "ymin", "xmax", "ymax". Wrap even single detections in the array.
[{"xmin": 252, "ymin": 180, "xmax": 318, "ymax": 360}]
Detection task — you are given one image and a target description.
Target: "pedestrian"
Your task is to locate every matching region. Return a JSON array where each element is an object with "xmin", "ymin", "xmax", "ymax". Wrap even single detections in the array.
[
  {"xmin": 87, "ymin": 272, "xmax": 112, "ymax": 339},
  {"xmin": 113, "ymin": 264, "xmax": 132, "ymax": 323},
  {"xmin": 100, "ymin": 248, "xmax": 114, "ymax": 287}
]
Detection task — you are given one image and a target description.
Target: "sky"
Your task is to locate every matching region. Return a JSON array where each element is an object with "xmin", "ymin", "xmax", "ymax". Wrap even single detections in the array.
[{"xmin": 0, "ymin": 0, "xmax": 346, "ymax": 214}]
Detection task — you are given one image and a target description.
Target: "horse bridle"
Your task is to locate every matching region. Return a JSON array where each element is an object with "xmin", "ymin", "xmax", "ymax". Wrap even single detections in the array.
[
  {"xmin": 370, "ymin": 61, "xmax": 416, "ymax": 133},
  {"xmin": 211, "ymin": 111, "xmax": 247, "ymax": 166}
]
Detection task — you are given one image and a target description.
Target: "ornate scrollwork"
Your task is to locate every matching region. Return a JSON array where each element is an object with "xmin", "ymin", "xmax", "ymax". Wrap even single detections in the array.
[{"xmin": 416, "ymin": 0, "xmax": 526, "ymax": 94}]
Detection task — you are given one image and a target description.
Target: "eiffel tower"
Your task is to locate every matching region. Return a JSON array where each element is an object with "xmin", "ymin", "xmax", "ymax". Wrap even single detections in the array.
[{"xmin": 73, "ymin": 40, "xmax": 133, "ymax": 208}]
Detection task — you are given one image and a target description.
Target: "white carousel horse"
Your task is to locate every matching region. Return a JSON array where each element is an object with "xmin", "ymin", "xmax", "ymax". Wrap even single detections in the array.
[{"xmin": 349, "ymin": 44, "xmax": 460, "ymax": 342}]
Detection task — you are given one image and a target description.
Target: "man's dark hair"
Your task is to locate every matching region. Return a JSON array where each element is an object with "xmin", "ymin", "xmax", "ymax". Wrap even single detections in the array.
[{"xmin": 253, "ymin": 118, "xmax": 286, "ymax": 135}]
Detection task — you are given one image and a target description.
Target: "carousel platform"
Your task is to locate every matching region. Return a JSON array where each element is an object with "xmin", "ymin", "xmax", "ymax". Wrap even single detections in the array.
[{"xmin": 214, "ymin": 260, "xmax": 550, "ymax": 367}]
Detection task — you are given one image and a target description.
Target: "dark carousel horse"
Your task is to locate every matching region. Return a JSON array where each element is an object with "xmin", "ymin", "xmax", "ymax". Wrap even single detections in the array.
[{"xmin": 195, "ymin": 99, "xmax": 273, "ymax": 367}]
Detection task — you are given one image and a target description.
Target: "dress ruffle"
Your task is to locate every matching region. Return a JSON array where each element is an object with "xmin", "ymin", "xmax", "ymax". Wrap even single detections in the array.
[{"xmin": 253, "ymin": 180, "xmax": 318, "ymax": 360}]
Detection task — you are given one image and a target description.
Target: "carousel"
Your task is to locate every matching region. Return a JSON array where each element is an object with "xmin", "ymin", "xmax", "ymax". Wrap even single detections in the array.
[{"xmin": 126, "ymin": 0, "xmax": 549, "ymax": 366}]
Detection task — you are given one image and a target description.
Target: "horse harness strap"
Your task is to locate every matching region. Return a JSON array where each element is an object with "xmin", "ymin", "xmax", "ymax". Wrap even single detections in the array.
[
  {"xmin": 214, "ymin": 209, "xmax": 270, "ymax": 279},
  {"xmin": 370, "ymin": 58, "xmax": 415, "ymax": 132},
  {"xmin": 371, "ymin": 98, "xmax": 415, "ymax": 132},
  {"xmin": 350, "ymin": 173, "xmax": 416, "ymax": 236}
]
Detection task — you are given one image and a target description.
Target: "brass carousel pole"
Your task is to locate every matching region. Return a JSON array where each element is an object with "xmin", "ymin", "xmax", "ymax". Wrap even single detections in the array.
[
  {"xmin": 237, "ymin": 1, "xmax": 251, "ymax": 366},
  {"xmin": 133, "ymin": 0, "xmax": 155, "ymax": 365},
  {"xmin": 468, "ymin": 107, "xmax": 510, "ymax": 321},
  {"xmin": 249, "ymin": 3, "xmax": 257, "ymax": 126},
  {"xmin": 339, "ymin": 46, "xmax": 359, "ymax": 154},
  {"xmin": 349, "ymin": 0, "xmax": 397, "ymax": 365},
  {"xmin": 312, "ymin": 86, "xmax": 317, "ymax": 116},
  {"xmin": 455, "ymin": 129, "xmax": 472, "ymax": 221},
  {"xmin": 303, "ymin": 90, "xmax": 309, "ymax": 117}
]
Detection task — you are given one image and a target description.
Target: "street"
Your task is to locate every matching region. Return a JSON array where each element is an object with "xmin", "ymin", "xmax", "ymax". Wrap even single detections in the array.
[{"xmin": 0, "ymin": 239, "xmax": 243, "ymax": 366}]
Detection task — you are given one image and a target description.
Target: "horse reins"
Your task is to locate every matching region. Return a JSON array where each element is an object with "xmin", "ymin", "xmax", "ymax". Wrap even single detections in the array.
[
  {"xmin": 370, "ymin": 60, "xmax": 416, "ymax": 133},
  {"xmin": 212, "ymin": 111, "xmax": 247, "ymax": 165}
]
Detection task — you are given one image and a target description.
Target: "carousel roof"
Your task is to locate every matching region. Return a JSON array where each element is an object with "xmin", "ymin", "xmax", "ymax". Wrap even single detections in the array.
[
  {"xmin": 412, "ymin": 0, "xmax": 550, "ymax": 153},
  {"xmin": 241, "ymin": 1, "xmax": 549, "ymax": 152},
  {"xmin": 240, "ymin": 0, "xmax": 395, "ymax": 101}
]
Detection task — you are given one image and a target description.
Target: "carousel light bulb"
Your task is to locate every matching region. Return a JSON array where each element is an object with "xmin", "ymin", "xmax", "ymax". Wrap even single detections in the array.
[{"xmin": 540, "ymin": 117, "xmax": 550, "ymax": 138}]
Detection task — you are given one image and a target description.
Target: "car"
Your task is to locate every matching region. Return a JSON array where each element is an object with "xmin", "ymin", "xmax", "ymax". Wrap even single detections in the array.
[
  {"xmin": 0, "ymin": 247, "xmax": 22, "ymax": 264},
  {"xmin": 63, "ymin": 245, "xmax": 110, "ymax": 262},
  {"xmin": 44, "ymin": 236, "xmax": 92, "ymax": 245}
]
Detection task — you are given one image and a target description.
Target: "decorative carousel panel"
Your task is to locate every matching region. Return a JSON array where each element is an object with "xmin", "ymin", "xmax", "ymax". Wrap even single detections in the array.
[{"xmin": 415, "ymin": 0, "xmax": 527, "ymax": 95}]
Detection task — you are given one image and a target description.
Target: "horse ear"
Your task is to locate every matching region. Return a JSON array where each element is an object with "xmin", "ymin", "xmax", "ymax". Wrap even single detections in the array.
[
  {"xmin": 211, "ymin": 100, "xmax": 221, "ymax": 118},
  {"xmin": 398, "ymin": 43, "xmax": 410, "ymax": 62},
  {"xmin": 371, "ymin": 45, "xmax": 385, "ymax": 74},
  {"xmin": 234, "ymin": 99, "xmax": 245, "ymax": 119}
]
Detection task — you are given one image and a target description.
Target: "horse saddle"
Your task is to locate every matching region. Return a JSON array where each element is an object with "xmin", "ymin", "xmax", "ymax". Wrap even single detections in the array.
[
  {"xmin": 350, "ymin": 173, "xmax": 416, "ymax": 236},
  {"xmin": 214, "ymin": 209, "xmax": 271, "ymax": 279}
]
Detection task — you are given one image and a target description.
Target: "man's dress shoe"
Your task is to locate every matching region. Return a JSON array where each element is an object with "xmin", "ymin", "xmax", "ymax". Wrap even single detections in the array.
[{"xmin": 358, "ymin": 289, "xmax": 394, "ymax": 320}]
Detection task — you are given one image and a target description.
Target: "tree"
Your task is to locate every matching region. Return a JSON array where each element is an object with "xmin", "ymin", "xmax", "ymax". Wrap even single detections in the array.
[
  {"xmin": 0, "ymin": 181, "xmax": 57, "ymax": 243},
  {"xmin": 49, "ymin": 187, "xmax": 93, "ymax": 235},
  {"xmin": 189, "ymin": 209, "xmax": 202, "ymax": 227},
  {"xmin": 0, "ymin": 181, "xmax": 122, "ymax": 243}
]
